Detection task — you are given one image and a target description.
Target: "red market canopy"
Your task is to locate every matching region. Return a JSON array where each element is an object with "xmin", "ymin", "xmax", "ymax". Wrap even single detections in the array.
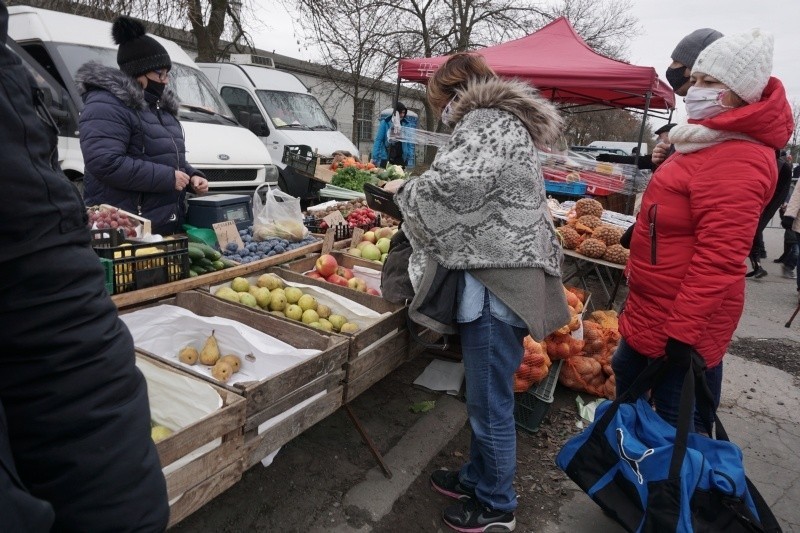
[{"xmin": 397, "ymin": 17, "xmax": 675, "ymax": 111}]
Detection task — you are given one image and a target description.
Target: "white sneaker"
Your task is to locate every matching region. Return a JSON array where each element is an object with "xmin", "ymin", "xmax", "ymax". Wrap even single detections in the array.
[{"xmin": 782, "ymin": 266, "xmax": 797, "ymax": 279}]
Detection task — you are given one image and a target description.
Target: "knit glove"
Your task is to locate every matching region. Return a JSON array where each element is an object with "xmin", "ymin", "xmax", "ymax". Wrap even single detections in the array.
[
  {"xmin": 664, "ymin": 337, "xmax": 693, "ymax": 369},
  {"xmin": 781, "ymin": 216, "xmax": 795, "ymax": 230}
]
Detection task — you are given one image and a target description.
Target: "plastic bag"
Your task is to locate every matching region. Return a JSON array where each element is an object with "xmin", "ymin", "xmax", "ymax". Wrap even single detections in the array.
[{"xmin": 252, "ymin": 185, "xmax": 308, "ymax": 242}]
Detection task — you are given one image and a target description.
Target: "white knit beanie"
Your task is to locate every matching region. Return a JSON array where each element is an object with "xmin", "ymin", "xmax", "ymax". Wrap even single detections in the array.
[{"xmin": 692, "ymin": 29, "xmax": 773, "ymax": 104}]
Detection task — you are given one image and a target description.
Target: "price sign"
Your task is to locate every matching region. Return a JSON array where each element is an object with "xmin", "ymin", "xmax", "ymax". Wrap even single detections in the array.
[
  {"xmin": 212, "ymin": 220, "xmax": 244, "ymax": 251},
  {"xmin": 323, "ymin": 210, "xmax": 346, "ymax": 228},
  {"xmin": 350, "ymin": 227, "xmax": 365, "ymax": 245},
  {"xmin": 321, "ymin": 228, "xmax": 336, "ymax": 255}
]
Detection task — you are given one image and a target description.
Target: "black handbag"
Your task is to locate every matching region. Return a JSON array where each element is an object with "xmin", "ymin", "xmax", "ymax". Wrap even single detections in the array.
[{"xmin": 556, "ymin": 354, "xmax": 782, "ymax": 532}]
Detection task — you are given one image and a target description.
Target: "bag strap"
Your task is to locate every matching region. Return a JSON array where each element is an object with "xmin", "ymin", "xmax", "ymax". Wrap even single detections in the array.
[{"xmin": 406, "ymin": 313, "xmax": 450, "ymax": 351}]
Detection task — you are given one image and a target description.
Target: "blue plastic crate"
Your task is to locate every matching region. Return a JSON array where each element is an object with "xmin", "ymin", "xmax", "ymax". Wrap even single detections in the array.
[{"xmin": 544, "ymin": 180, "xmax": 587, "ymax": 196}]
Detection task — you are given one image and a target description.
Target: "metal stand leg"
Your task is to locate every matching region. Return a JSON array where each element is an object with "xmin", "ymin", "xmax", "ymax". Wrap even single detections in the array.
[
  {"xmin": 344, "ymin": 404, "xmax": 393, "ymax": 479},
  {"xmin": 607, "ymin": 270, "xmax": 624, "ymax": 309}
]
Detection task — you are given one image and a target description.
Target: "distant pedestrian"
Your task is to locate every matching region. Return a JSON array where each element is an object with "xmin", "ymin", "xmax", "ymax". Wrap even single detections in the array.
[
  {"xmin": 371, "ymin": 102, "xmax": 411, "ymax": 168},
  {"xmin": 781, "ymin": 180, "xmax": 800, "ymax": 300}
]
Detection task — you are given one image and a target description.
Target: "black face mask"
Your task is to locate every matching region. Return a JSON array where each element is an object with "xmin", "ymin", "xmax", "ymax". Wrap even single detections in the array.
[
  {"xmin": 665, "ymin": 66, "xmax": 690, "ymax": 93},
  {"xmin": 145, "ymin": 80, "xmax": 166, "ymax": 100}
]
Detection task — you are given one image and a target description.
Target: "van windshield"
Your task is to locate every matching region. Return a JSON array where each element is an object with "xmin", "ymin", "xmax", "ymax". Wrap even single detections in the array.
[
  {"xmin": 256, "ymin": 90, "xmax": 334, "ymax": 130},
  {"xmin": 55, "ymin": 43, "xmax": 235, "ymax": 121}
]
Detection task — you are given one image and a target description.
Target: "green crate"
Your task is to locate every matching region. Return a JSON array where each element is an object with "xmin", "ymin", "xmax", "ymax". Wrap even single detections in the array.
[
  {"xmin": 99, "ymin": 257, "xmax": 114, "ymax": 295},
  {"xmin": 514, "ymin": 359, "xmax": 563, "ymax": 433}
]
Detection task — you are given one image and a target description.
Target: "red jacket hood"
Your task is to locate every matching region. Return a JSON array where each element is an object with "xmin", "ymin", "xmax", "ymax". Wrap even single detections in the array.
[{"xmin": 689, "ymin": 77, "xmax": 794, "ymax": 149}]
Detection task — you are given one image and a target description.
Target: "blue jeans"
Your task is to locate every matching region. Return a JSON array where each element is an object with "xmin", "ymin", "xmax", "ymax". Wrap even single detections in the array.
[
  {"xmin": 611, "ymin": 338, "xmax": 723, "ymax": 433},
  {"xmin": 457, "ymin": 295, "xmax": 527, "ymax": 512}
]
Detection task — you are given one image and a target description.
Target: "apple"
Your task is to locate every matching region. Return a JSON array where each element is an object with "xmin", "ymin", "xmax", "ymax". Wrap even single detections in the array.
[
  {"xmin": 348, "ymin": 247, "xmax": 362, "ymax": 257},
  {"xmin": 298, "ymin": 294, "xmax": 318, "ymax": 311},
  {"xmin": 317, "ymin": 318, "xmax": 333, "ymax": 332},
  {"xmin": 306, "ymin": 271, "xmax": 324, "ymax": 280},
  {"xmin": 380, "ymin": 253, "xmax": 388, "ymax": 263},
  {"xmin": 362, "ymin": 231, "xmax": 377, "ymax": 244},
  {"xmin": 326, "ymin": 273, "xmax": 349, "ymax": 287},
  {"xmin": 254, "ymin": 287, "xmax": 271, "ymax": 308},
  {"xmin": 356, "ymin": 240, "xmax": 372, "ymax": 250},
  {"xmin": 376, "ymin": 227, "xmax": 394, "ymax": 239},
  {"xmin": 316, "ymin": 304, "xmax": 331, "ymax": 319},
  {"xmin": 361, "ymin": 243, "xmax": 382, "ymax": 261},
  {"xmin": 284, "ymin": 286, "xmax": 303, "ymax": 304},
  {"xmin": 238, "ymin": 292, "xmax": 258, "ymax": 308},
  {"xmin": 285, "ymin": 304, "xmax": 303, "ymax": 321},
  {"xmin": 337, "ymin": 266, "xmax": 354, "ymax": 280},
  {"xmin": 347, "ymin": 277, "xmax": 366, "ymax": 292},
  {"xmin": 327, "ymin": 314, "xmax": 347, "ymax": 332},
  {"xmin": 340, "ymin": 322, "xmax": 360, "ymax": 334},
  {"xmin": 268, "ymin": 291, "xmax": 287, "ymax": 312},
  {"xmin": 366, "ymin": 288, "xmax": 381, "ymax": 296},
  {"xmin": 301, "ymin": 309, "xmax": 320, "ymax": 324},
  {"xmin": 376, "ymin": 237, "xmax": 391, "ymax": 254},
  {"xmin": 257, "ymin": 273, "xmax": 283, "ymax": 290},
  {"xmin": 315, "ymin": 254, "xmax": 339, "ymax": 278},
  {"xmin": 231, "ymin": 277, "xmax": 250, "ymax": 293}
]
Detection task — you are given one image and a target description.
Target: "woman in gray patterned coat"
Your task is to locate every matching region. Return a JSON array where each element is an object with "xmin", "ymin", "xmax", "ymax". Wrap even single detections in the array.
[{"xmin": 385, "ymin": 53, "xmax": 570, "ymax": 532}]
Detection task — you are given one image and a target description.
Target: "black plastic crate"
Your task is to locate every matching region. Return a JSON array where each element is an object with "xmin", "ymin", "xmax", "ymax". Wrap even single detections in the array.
[
  {"xmin": 514, "ymin": 360, "xmax": 563, "ymax": 434},
  {"xmin": 92, "ymin": 235, "xmax": 190, "ymax": 294}
]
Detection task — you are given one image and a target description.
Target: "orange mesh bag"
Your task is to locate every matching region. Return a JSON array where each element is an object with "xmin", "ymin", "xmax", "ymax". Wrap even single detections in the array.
[
  {"xmin": 514, "ymin": 336, "xmax": 552, "ymax": 392},
  {"xmin": 559, "ymin": 356, "xmax": 604, "ymax": 396}
]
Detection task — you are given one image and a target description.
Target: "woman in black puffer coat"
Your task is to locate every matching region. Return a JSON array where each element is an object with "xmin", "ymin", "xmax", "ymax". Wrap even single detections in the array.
[{"xmin": 77, "ymin": 16, "xmax": 208, "ymax": 235}]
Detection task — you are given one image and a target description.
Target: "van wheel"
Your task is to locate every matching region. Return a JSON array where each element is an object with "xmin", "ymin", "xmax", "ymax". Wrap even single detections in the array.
[{"xmin": 65, "ymin": 171, "xmax": 84, "ymax": 198}]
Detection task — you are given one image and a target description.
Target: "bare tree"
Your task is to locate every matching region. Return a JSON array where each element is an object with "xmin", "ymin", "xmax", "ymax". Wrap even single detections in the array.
[
  {"xmin": 562, "ymin": 107, "xmax": 653, "ymax": 149},
  {"xmin": 286, "ymin": 0, "xmax": 398, "ymax": 148},
  {"xmin": 13, "ymin": 0, "xmax": 255, "ymax": 61}
]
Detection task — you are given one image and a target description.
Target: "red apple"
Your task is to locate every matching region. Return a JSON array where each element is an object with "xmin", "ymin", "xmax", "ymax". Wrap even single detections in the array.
[
  {"xmin": 326, "ymin": 273, "xmax": 349, "ymax": 287},
  {"xmin": 306, "ymin": 271, "xmax": 324, "ymax": 280},
  {"xmin": 366, "ymin": 288, "xmax": 381, "ymax": 296},
  {"xmin": 336, "ymin": 266, "xmax": 354, "ymax": 280},
  {"xmin": 315, "ymin": 254, "xmax": 338, "ymax": 277}
]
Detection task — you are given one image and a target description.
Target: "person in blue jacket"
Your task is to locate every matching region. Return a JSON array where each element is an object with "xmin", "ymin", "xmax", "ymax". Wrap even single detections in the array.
[
  {"xmin": 372, "ymin": 101, "xmax": 411, "ymax": 168},
  {"xmin": 77, "ymin": 16, "xmax": 208, "ymax": 235}
]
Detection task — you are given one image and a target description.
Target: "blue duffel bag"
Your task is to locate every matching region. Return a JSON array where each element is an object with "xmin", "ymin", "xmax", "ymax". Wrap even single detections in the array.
[{"xmin": 556, "ymin": 354, "xmax": 782, "ymax": 532}]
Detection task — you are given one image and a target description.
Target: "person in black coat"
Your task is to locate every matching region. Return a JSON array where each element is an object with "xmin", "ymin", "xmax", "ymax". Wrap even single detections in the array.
[
  {"xmin": 77, "ymin": 16, "xmax": 208, "ymax": 235},
  {"xmin": 0, "ymin": 3, "xmax": 168, "ymax": 530},
  {"xmin": 746, "ymin": 150, "xmax": 794, "ymax": 278}
]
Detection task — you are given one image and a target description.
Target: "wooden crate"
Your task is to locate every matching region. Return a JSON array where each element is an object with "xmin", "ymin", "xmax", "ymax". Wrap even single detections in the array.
[
  {"xmin": 130, "ymin": 291, "xmax": 350, "ymax": 473},
  {"xmin": 137, "ymin": 354, "xmax": 246, "ymax": 528},
  {"xmin": 111, "ymin": 239, "xmax": 323, "ymax": 310}
]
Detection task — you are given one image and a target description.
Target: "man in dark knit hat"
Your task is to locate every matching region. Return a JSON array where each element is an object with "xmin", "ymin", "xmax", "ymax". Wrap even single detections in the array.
[
  {"xmin": 77, "ymin": 15, "xmax": 208, "ymax": 236},
  {"xmin": 0, "ymin": 3, "xmax": 168, "ymax": 530}
]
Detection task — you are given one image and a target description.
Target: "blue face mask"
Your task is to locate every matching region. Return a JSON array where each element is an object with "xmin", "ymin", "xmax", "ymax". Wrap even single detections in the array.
[{"xmin": 684, "ymin": 86, "xmax": 735, "ymax": 120}]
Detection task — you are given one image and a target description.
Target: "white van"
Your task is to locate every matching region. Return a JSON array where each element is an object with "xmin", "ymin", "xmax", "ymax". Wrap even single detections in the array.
[
  {"xmin": 587, "ymin": 140, "xmax": 648, "ymax": 156},
  {"xmin": 197, "ymin": 55, "xmax": 360, "ymax": 168},
  {"xmin": 7, "ymin": 6, "xmax": 277, "ymax": 194}
]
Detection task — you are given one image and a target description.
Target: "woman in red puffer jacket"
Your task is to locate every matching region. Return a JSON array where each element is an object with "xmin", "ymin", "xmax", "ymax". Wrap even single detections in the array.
[{"xmin": 613, "ymin": 29, "xmax": 794, "ymax": 431}]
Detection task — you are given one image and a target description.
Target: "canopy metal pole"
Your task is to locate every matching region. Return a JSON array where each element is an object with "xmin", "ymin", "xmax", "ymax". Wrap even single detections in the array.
[
  {"xmin": 626, "ymin": 90, "xmax": 653, "ymax": 215},
  {"xmin": 394, "ymin": 76, "xmax": 401, "ymax": 109}
]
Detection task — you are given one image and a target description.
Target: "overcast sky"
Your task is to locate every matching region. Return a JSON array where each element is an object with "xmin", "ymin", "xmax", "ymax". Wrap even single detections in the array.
[{"xmin": 251, "ymin": 1, "xmax": 800, "ymax": 126}]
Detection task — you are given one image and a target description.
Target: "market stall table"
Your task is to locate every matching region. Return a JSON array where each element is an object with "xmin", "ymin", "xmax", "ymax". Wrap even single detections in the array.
[{"xmin": 561, "ymin": 249, "xmax": 625, "ymax": 309}]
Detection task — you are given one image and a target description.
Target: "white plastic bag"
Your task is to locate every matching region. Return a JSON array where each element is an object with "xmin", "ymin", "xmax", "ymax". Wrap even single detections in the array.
[{"xmin": 252, "ymin": 184, "xmax": 308, "ymax": 242}]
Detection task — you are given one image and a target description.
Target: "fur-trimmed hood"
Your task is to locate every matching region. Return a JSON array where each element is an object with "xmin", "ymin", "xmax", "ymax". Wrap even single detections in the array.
[
  {"xmin": 449, "ymin": 77, "xmax": 563, "ymax": 147},
  {"xmin": 75, "ymin": 61, "xmax": 179, "ymax": 115}
]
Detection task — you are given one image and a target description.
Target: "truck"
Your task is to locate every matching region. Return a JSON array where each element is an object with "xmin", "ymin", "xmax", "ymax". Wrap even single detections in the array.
[
  {"xmin": 7, "ymin": 6, "xmax": 278, "ymax": 195},
  {"xmin": 197, "ymin": 55, "xmax": 360, "ymax": 196}
]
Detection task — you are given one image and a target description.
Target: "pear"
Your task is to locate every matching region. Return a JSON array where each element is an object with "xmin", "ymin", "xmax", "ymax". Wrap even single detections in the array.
[
  {"xmin": 219, "ymin": 354, "xmax": 242, "ymax": 373},
  {"xmin": 151, "ymin": 425, "xmax": 173, "ymax": 443},
  {"xmin": 199, "ymin": 330, "xmax": 221, "ymax": 365},
  {"xmin": 178, "ymin": 346, "xmax": 199, "ymax": 365},
  {"xmin": 211, "ymin": 361, "xmax": 233, "ymax": 383}
]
